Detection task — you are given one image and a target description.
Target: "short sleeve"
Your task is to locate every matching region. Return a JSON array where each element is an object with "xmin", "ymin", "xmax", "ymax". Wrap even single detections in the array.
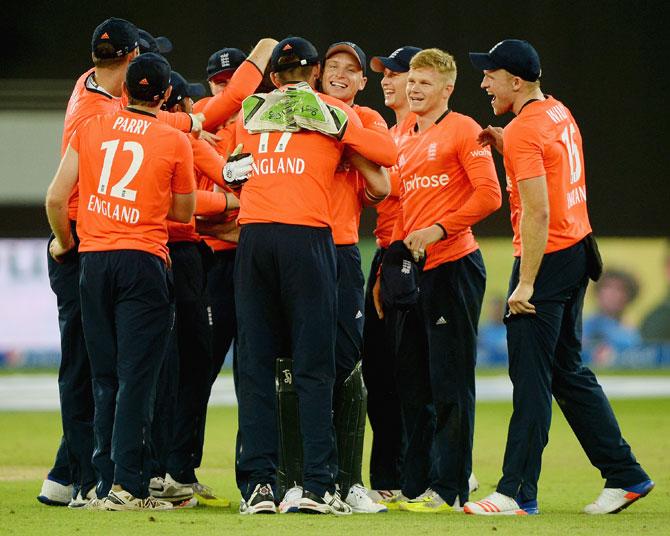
[{"xmin": 504, "ymin": 120, "xmax": 545, "ymax": 182}]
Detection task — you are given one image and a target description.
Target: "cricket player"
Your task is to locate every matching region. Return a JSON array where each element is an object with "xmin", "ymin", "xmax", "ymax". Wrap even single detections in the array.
[
  {"xmin": 46, "ymin": 53, "xmax": 196, "ymax": 510},
  {"xmin": 39, "ymin": 17, "xmax": 203, "ymax": 508},
  {"xmin": 232, "ymin": 36, "xmax": 396, "ymax": 515},
  {"xmin": 380, "ymin": 48, "xmax": 501, "ymax": 512},
  {"xmin": 364, "ymin": 45, "xmax": 421, "ymax": 502},
  {"xmin": 277, "ymin": 40, "xmax": 391, "ymax": 514},
  {"xmin": 464, "ymin": 39, "xmax": 653, "ymax": 516}
]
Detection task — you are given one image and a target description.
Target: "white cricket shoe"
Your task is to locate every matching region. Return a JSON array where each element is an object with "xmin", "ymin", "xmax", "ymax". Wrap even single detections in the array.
[
  {"xmin": 37, "ymin": 478, "xmax": 73, "ymax": 506},
  {"xmin": 298, "ymin": 489, "xmax": 352, "ymax": 515},
  {"xmin": 367, "ymin": 489, "xmax": 400, "ymax": 502},
  {"xmin": 104, "ymin": 488, "xmax": 174, "ymax": 511},
  {"xmin": 279, "ymin": 485, "xmax": 303, "ymax": 513},
  {"xmin": 584, "ymin": 479, "xmax": 654, "ymax": 514},
  {"xmin": 68, "ymin": 486, "xmax": 97, "ymax": 508},
  {"xmin": 149, "ymin": 474, "xmax": 194, "ymax": 502},
  {"xmin": 239, "ymin": 483, "xmax": 277, "ymax": 515},
  {"xmin": 463, "ymin": 492, "xmax": 529, "ymax": 516},
  {"xmin": 379, "ymin": 490, "xmax": 410, "ymax": 510},
  {"xmin": 345, "ymin": 484, "xmax": 388, "ymax": 513}
]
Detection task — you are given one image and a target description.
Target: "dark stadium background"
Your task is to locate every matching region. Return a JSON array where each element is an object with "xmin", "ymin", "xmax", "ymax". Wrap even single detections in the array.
[{"xmin": 1, "ymin": 0, "xmax": 667, "ymax": 237}]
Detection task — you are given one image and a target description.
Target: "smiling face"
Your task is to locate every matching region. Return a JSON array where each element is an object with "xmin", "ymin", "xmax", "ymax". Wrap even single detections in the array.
[
  {"xmin": 381, "ymin": 68, "xmax": 409, "ymax": 110},
  {"xmin": 406, "ymin": 67, "xmax": 452, "ymax": 116},
  {"xmin": 480, "ymin": 69, "xmax": 518, "ymax": 115},
  {"xmin": 321, "ymin": 51, "xmax": 367, "ymax": 105}
]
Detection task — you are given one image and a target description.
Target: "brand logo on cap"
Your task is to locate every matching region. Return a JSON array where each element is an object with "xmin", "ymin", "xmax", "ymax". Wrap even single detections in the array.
[
  {"xmin": 101, "ymin": 32, "xmax": 110, "ymax": 39},
  {"xmin": 389, "ymin": 48, "xmax": 403, "ymax": 58},
  {"xmin": 219, "ymin": 52, "xmax": 230, "ymax": 68},
  {"xmin": 282, "ymin": 43, "xmax": 293, "ymax": 51},
  {"xmin": 139, "ymin": 78, "xmax": 149, "ymax": 86}
]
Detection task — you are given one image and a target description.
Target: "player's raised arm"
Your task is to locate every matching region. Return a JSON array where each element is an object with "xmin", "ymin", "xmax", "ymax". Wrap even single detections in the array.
[{"xmin": 201, "ymin": 38, "xmax": 278, "ymax": 132}]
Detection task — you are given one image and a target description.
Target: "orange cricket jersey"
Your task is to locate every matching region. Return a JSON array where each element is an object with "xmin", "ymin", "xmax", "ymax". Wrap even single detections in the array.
[
  {"xmin": 395, "ymin": 111, "xmax": 501, "ymax": 270},
  {"xmin": 503, "ymin": 96, "xmax": 592, "ymax": 257},
  {"xmin": 71, "ymin": 108, "xmax": 195, "ymax": 261},
  {"xmin": 236, "ymin": 91, "xmax": 369, "ymax": 227},
  {"xmin": 200, "ymin": 61, "xmax": 263, "ymax": 132},
  {"xmin": 168, "ymin": 134, "xmax": 230, "ymax": 242},
  {"xmin": 197, "ymin": 122, "xmax": 239, "ymax": 252},
  {"xmin": 330, "ymin": 105, "xmax": 389, "ymax": 245},
  {"xmin": 374, "ymin": 113, "xmax": 415, "ymax": 248},
  {"xmin": 62, "ymin": 69, "xmax": 123, "ymax": 220}
]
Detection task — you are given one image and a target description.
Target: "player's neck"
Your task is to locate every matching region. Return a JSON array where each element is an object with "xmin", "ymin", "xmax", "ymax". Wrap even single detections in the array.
[
  {"xmin": 393, "ymin": 103, "xmax": 410, "ymax": 125},
  {"xmin": 93, "ymin": 67, "xmax": 126, "ymax": 98},
  {"xmin": 415, "ymin": 103, "xmax": 449, "ymax": 132},
  {"xmin": 126, "ymin": 104, "xmax": 159, "ymax": 117},
  {"xmin": 513, "ymin": 88, "xmax": 545, "ymax": 115}
]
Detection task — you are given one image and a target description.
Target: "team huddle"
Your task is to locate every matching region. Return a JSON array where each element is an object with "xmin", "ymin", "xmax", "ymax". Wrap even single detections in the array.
[{"xmin": 40, "ymin": 16, "xmax": 654, "ymax": 516}]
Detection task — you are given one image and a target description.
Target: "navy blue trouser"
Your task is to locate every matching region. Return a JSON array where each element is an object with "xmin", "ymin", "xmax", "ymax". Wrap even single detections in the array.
[
  {"xmin": 497, "ymin": 240, "xmax": 649, "ymax": 502},
  {"xmin": 164, "ymin": 242, "xmax": 214, "ymax": 484},
  {"xmin": 334, "ymin": 245, "xmax": 365, "ymax": 390},
  {"xmin": 207, "ymin": 249, "xmax": 237, "ymax": 381},
  {"xmin": 362, "ymin": 247, "xmax": 404, "ymax": 490},
  {"xmin": 80, "ymin": 250, "xmax": 172, "ymax": 499},
  {"xmin": 235, "ymin": 223, "xmax": 337, "ymax": 500},
  {"xmin": 396, "ymin": 250, "xmax": 485, "ymax": 505},
  {"xmin": 46, "ymin": 224, "xmax": 96, "ymax": 495}
]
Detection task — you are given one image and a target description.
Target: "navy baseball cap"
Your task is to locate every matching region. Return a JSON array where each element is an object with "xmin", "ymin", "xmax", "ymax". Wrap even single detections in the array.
[
  {"xmin": 163, "ymin": 71, "xmax": 206, "ymax": 109},
  {"xmin": 138, "ymin": 29, "xmax": 173, "ymax": 55},
  {"xmin": 126, "ymin": 53, "xmax": 171, "ymax": 102},
  {"xmin": 469, "ymin": 39, "xmax": 541, "ymax": 82},
  {"xmin": 206, "ymin": 48, "xmax": 248, "ymax": 79},
  {"xmin": 380, "ymin": 240, "xmax": 426, "ymax": 311},
  {"xmin": 91, "ymin": 17, "xmax": 139, "ymax": 59},
  {"xmin": 326, "ymin": 41, "xmax": 367, "ymax": 75},
  {"xmin": 271, "ymin": 37, "xmax": 320, "ymax": 73},
  {"xmin": 370, "ymin": 46, "xmax": 422, "ymax": 73}
]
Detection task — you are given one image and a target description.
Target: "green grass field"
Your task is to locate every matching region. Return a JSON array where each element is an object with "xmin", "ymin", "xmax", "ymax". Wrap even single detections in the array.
[{"xmin": 1, "ymin": 397, "xmax": 668, "ymax": 535}]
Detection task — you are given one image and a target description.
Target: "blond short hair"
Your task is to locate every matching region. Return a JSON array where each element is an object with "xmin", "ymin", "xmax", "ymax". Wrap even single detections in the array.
[{"xmin": 410, "ymin": 48, "xmax": 457, "ymax": 84}]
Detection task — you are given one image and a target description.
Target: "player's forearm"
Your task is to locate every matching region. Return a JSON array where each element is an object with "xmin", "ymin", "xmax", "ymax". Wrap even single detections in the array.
[
  {"xmin": 349, "ymin": 154, "xmax": 390, "ymax": 203},
  {"xmin": 157, "ymin": 110, "xmax": 192, "ymax": 132},
  {"xmin": 195, "ymin": 190, "xmax": 228, "ymax": 216},
  {"xmin": 45, "ymin": 201, "xmax": 72, "ymax": 249},
  {"xmin": 342, "ymin": 124, "xmax": 397, "ymax": 167},
  {"xmin": 438, "ymin": 180, "xmax": 502, "ymax": 235},
  {"xmin": 518, "ymin": 207, "xmax": 548, "ymax": 285}
]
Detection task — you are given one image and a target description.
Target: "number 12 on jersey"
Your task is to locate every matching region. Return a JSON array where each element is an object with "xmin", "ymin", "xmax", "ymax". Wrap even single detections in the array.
[{"xmin": 97, "ymin": 139, "xmax": 144, "ymax": 202}]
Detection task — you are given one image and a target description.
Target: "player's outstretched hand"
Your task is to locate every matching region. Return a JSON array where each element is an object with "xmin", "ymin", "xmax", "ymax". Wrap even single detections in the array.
[
  {"xmin": 189, "ymin": 113, "xmax": 206, "ymax": 137},
  {"xmin": 199, "ymin": 130, "xmax": 222, "ymax": 147},
  {"xmin": 224, "ymin": 143, "xmax": 254, "ymax": 189},
  {"xmin": 477, "ymin": 125, "xmax": 504, "ymax": 155}
]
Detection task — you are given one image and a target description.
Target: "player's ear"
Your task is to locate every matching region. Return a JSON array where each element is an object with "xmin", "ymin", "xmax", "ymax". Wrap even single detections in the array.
[
  {"xmin": 358, "ymin": 75, "xmax": 368, "ymax": 91},
  {"xmin": 270, "ymin": 72, "xmax": 282, "ymax": 88},
  {"xmin": 164, "ymin": 85, "xmax": 173, "ymax": 101}
]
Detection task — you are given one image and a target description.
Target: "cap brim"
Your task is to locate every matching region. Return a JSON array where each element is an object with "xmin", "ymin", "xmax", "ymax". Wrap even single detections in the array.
[
  {"xmin": 370, "ymin": 56, "xmax": 407, "ymax": 73},
  {"xmin": 155, "ymin": 36, "xmax": 173, "ymax": 54},
  {"xmin": 187, "ymin": 83, "xmax": 206, "ymax": 99},
  {"xmin": 469, "ymin": 52, "xmax": 499, "ymax": 71}
]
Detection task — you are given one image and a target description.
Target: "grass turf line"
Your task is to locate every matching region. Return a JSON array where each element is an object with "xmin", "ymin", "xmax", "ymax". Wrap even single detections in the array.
[{"xmin": 0, "ymin": 398, "xmax": 668, "ymax": 535}]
